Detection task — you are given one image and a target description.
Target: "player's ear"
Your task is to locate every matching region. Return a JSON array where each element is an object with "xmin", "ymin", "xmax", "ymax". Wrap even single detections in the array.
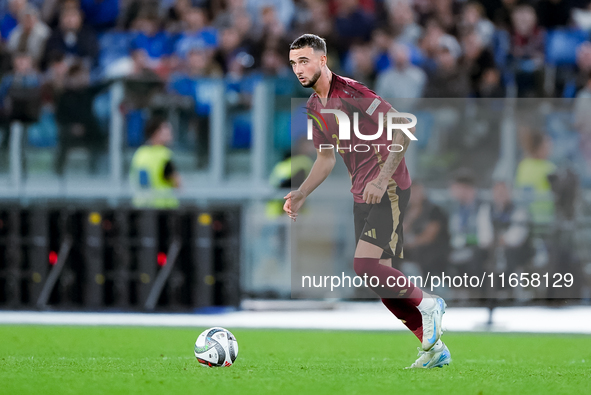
[{"xmin": 320, "ymin": 54, "xmax": 327, "ymax": 67}]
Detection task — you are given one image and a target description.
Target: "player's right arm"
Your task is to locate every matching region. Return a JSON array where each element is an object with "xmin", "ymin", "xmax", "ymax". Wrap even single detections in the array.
[{"xmin": 283, "ymin": 147, "xmax": 336, "ymax": 221}]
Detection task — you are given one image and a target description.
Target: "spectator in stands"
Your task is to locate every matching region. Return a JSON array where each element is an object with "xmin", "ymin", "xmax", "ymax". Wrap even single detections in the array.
[
  {"xmin": 0, "ymin": 0, "xmax": 26, "ymax": 41},
  {"xmin": 129, "ymin": 115, "xmax": 181, "ymax": 209},
  {"xmin": 371, "ymin": 28, "xmax": 393, "ymax": 73},
  {"xmin": 447, "ymin": 168, "xmax": 491, "ymax": 278},
  {"xmin": 488, "ymin": 180, "xmax": 533, "ymax": 273},
  {"xmin": 42, "ymin": 50, "xmax": 68, "ymax": 97},
  {"xmin": 118, "ymin": 0, "xmax": 160, "ymax": 30},
  {"xmin": 174, "ymin": 7, "xmax": 217, "ymax": 60},
  {"xmin": 260, "ymin": 47, "xmax": 289, "ymax": 77},
  {"xmin": 572, "ymin": 2, "xmax": 591, "ymax": 31},
  {"xmin": 131, "ymin": 47, "xmax": 162, "ymax": 79},
  {"xmin": 457, "ymin": 2, "xmax": 494, "ymax": 48},
  {"xmin": 41, "ymin": 50, "xmax": 67, "ymax": 125},
  {"xmin": 509, "ymin": 4, "xmax": 545, "ymax": 97},
  {"xmin": 216, "ymin": 6, "xmax": 261, "ymax": 68},
  {"xmin": 40, "ymin": 0, "xmax": 78, "ymax": 28},
  {"xmin": 244, "ymin": 0, "xmax": 294, "ymax": 32},
  {"xmin": 214, "ymin": 0, "xmax": 246, "ymax": 29},
  {"xmin": 292, "ymin": 0, "xmax": 334, "ymax": 48},
  {"xmin": 479, "ymin": 0, "xmax": 503, "ymax": 23},
  {"xmin": 515, "ymin": 128, "xmax": 556, "ymax": 229},
  {"xmin": 53, "ymin": 62, "xmax": 107, "ymax": 176},
  {"xmin": 258, "ymin": 5, "xmax": 287, "ymax": 51},
  {"xmin": 231, "ymin": 7, "xmax": 253, "ymax": 37},
  {"xmin": 403, "ymin": 181, "xmax": 450, "ymax": 282},
  {"xmin": 43, "ymin": 6, "xmax": 98, "ymax": 70},
  {"xmin": 346, "ymin": 41, "xmax": 377, "ymax": 88},
  {"xmin": 79, "ymin": 0, "xmax": 120, "ymax": 31},
  {"xmin": 233, "ymin": 12, "xmax": 259, "ymax": 59},
  {"xmin": 424, "ymin": 35, "xmax": 471, "ymax": 98},
  {"xmin": 183, "ymin": 46, "xmax": 222, "ymax": 78},
  {"xmin": 169, "ymin": 46, "xmax": 222, "ymax": 168},
  {"xmin": 419, "ymin": 18, "xmax": 447, "ymax": 72},
  {"xmin": 431, "ymin": 0, "xmax": 458, "ymax": 34},
  {"xmin": 0, "ymin": 51, "xmax": 42, "ymax": 124},
  {"xmin": 165, "ymin": 0, "xmax": 192, "ymax": 33},
  {"xmin": 7, "ymin": 5, "xmax": 50, "ymax": 67},
  {"xmin": 493, "ymin": 0, "xmax": 519, "ymax": 31},
  {"xmin": 412, "ymin": 0, "xmax": 435, "ymax": 26},
  {"xmin": 253, "ymin": 45, "xmax": 303, "ymax": 95},
  {"xmin": 386, "ymin": 0, "xmax": 422, "ymax": 46},
  {"xmin": 575, "ymin": 41, "xmax": 591, "ymax": 91},
  {"xmin": 536, "ymin": 0, "xmax": 576, "ymax": 29},
  {"xmin": 0, "ymin": 50, "xmax": 42, "ymax": 174},
  {"xmin": 129, "ymin": 12, "xmax": 173, "ymax": 73},
  {"xmin": 461, "ymin": 30, "xmax": 504, "ymax": 98},
  {"xmin": 375, "ymin": 42, "xmax": 426, "ymax": 103},
  {"xmin": 105, "ymin": 44, "xmax": 163, "ymax": 79},
  {"xmin": 574, "ymin": 71, "xmax": 591, "ymax": 167},
  {"xmin": 333, "ymin": 0, "xmax": 374, "ymax": 59},
  {"xmin": 214, "ymin": 26, "xmax": 252, "ymax": 74}
]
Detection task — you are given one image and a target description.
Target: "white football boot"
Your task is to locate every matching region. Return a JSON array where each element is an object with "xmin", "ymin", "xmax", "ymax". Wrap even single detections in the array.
[
  {"xmin": 417, "ymin": 294, "xmax": 446, "ymax": 351},
  {"xmin": 406, "ymin": 340, "xmax": 451, "ymax": 369}
]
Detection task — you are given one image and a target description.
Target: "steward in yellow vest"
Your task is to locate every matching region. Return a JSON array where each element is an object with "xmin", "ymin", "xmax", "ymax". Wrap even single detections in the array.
[
  {"xmin": 515, "ymin": 130, "xmax": 555, "ymax": 231},
  {"xmin": 130, "ymin": 116, "xmax": 181, "ymax": 209},
  {"xmin": 266, "ymin": 154, "xmax": 313, "ymax": 218}
]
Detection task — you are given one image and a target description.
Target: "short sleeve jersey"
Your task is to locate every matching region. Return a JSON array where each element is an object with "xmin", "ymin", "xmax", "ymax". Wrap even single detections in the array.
[{"xmin": 306, "ymin": 73, "xmax": 411, "ymax": 203}]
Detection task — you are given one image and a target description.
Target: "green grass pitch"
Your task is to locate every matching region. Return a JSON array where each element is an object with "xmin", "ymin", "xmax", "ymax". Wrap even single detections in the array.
[{"xmin": 1, "ymin": 325, "xmax": 589, "ymax": 394}]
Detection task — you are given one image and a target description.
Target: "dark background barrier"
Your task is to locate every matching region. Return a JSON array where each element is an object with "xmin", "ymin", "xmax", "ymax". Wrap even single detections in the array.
[{"xmin": 0, "ymin": 205, "xmax": 241, "ymax": 311}]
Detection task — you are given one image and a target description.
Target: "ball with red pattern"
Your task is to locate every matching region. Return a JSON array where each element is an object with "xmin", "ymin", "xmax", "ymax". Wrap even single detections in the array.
[{"xmin": 194, "ymin": 327, "xmax": 238, "ymax": 367}]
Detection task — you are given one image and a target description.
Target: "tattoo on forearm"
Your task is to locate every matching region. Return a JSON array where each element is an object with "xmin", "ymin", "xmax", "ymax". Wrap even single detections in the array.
[
  {"xmin": 378, "ymin": 112, "xmax": 412, "ymax": 182},
  {"xmin": 370, "ymin": 182, "xmax": 385, "ymax": 191}
]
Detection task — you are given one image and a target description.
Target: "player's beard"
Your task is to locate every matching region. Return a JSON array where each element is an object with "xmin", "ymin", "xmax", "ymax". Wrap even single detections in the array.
[{"xmin": 301, "ymin": 69, "xmax": 321, "ymax": 88}]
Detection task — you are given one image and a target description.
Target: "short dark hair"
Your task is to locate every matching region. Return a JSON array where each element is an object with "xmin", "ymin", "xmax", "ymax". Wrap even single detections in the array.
[
  {"xmin": 145, "ymin": 115, "xmax": 168, "ymax": 140},
  {"xmin": 290, "ymin": 34, "xmax": 327, "ymax": 54},
  {"xmin": 47, "ymin": 50, "xmax": 65, "ymax": 65},
  {"xmin": 13, "ymin": 51, "xmax": 30, "ymax": 59},
  {"xmin": 530, "ymin": 132, "xmax": 546, "ymax": 153},
  {"xmin": 452, "ymin": 168, "xmax": 476, "ymax": 186}
]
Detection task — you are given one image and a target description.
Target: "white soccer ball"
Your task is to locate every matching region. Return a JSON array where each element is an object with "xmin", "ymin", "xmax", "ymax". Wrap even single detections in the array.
[{"xmin": 194, "ymin": 327, "xmax": 239, "ymax": 367}]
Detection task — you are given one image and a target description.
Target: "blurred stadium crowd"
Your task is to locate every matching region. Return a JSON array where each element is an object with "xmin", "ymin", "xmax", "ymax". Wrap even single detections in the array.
[
  {"xmin": 1, "ymin": 0, "xmax": 590, "ymax": 93},
  {"xmin": 0, "ymin": 0, "xmax": 589, "ymax": 305},
  {"xmin": 0, "ymin": 0, "xmax": 591, "ymax": 158}
]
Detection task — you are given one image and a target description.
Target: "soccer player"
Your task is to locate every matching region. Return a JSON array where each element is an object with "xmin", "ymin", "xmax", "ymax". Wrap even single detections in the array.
[{"xmin": 284, "ymin": 34, "xmax": 451, "ymax": 369}]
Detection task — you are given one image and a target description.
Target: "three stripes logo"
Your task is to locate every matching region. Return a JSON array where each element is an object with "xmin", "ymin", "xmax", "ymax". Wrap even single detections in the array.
[{"xmin": 364, "ymin": 229, "xmax": 377, "ymax": 239}]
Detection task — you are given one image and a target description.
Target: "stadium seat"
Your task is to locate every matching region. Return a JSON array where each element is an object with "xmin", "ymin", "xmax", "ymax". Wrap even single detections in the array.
[
  {"xmin": 231, "ymin": 112, "xmax": 252, "ymax": 149},
  {"xmin": 126, "ymin": 109, "xmax": 146, "ymax": 148}
]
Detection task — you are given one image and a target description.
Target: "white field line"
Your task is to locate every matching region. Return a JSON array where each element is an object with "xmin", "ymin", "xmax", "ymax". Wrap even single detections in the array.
[{"xmin": 1, "ymin": 305, "xmax": 591, "ymax": 333}]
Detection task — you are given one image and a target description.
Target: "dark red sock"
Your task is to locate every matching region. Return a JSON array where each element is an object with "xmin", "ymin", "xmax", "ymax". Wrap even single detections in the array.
[
  {"xmin": 381, "ymin": 298, "xmax": 424, "ymax": 341},
  {"xmin": 353, "ymin": 257, "xmax": 424, "ymax": 341},
  {"xmin": 353, "ymin": 257, "xmax": 423, "ymax": 304}
]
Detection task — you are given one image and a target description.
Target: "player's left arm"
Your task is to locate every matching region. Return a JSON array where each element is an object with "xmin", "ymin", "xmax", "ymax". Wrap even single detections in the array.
[{"xmin": 362, "ymin": 108, "xmax": 415, "ymax": 204}]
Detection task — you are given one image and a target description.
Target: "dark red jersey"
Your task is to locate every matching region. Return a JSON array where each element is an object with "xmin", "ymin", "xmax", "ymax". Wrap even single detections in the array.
[{"xmin": 306, "ymin": 73, "xmax": 411, "ymax": 203}]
